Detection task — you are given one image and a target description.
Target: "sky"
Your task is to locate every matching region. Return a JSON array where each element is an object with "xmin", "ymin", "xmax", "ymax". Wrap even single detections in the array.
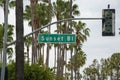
[
  {"xmin": 0, "ymin": 0, "xmax": 120, "ymax": 72},
  {"xmin": 48, "ymin": 0, "xmax": 120, "ymax": 69},
  {"xmin": 75, "ymin": 0, "xmax": 120, "ymax": 67}
]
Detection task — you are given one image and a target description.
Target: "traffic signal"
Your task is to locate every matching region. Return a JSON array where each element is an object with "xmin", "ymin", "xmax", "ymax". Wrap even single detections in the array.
[{"xmin": 102, "ymin": 8, "xmax": 115, "ymax": 36}]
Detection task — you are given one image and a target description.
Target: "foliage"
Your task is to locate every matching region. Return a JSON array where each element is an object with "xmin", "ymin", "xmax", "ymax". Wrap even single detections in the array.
[
  {"xmin": 66, "ymin": 50, "xmax": 86, "ymax": 80},
  {"xmin": 67, "ymin": 50, "xmax": 86, "ymax": 71},
  {"xmin": 7, "ymin": 62, "xmax": 55, "ymax": 80},
  {"xmin": 0, "ymin": 24, "xmax": 14, "ymax": 61},
  {"xmin": 0, "ymin": 24, "xmax": 4, "ymax": 49},
  {"xmin": 24, "ymin": 64, "xmax": 55, "ymax": 80},
  {"xmin": 55, "ymin": 76, "xmax": 64, "ymax": 80},
  {"xmin": 24, "ymin": 36, "xmax": 32, "ymax": 48},
  {"xmin": 24, "ymin": 2, "xmax": 52, "ymax": 26},
  {"xmin": 0, "ymin": 0, "xmax": 15, "ymax": 8},
  {"xmin": 7, "ymin": 61, "xmax": 15, "ymax": 80},
  {"xmin": 83, "ymin": 53, "xmax": 120, "ymax": 80},
  {"xmin": 53, "ymin": 0, "xmax": 79, "ymax": 19}
]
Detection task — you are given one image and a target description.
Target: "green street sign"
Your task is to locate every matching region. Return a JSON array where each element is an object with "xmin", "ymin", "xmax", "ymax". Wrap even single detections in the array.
[{"xmin": 38, "ymin": 34, "xmax": 76, "ymax": 43}]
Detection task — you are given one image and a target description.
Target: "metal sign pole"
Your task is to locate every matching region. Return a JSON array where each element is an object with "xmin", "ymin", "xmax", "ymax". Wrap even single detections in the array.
[
  {"xmin": 7, "ymin": 17, "xmax": 103, "ymax": 46},
  {"xmin": 1, "ymin": 0, "xmax": 9, "ymax": 79}
]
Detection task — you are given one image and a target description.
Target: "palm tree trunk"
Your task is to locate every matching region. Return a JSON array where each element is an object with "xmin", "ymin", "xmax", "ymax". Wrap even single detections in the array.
[
  {"xmin": 42, "ymin": 45, "xmax": 44, "ymax": 64},
  {"xmin": 15, "ymin": 0, "xmax": 24, "ymax": 79},
  {"xmin": 27, "ymin": 46, "xmax": 29, "ymax": 63},
  {"xmin": 0, "ymin": 50, "xmax": 2, "ymax": 62},
  {"xmin": 56, "ymin": 12, "xmax": 61, "ymax": 78},
  {"xmin": 30, "ymin": 0, "xmax": 35, "ymax": 64},
  {"xmin": 45, "ymin": 0, "xmax": 52, "ymax": 68},
  {"xmin": 54, "ymin": 46, "xmax": 57, "ymax": 73},
  {"xmin": 69, "ymin": 0, "xmax": 73, "ymax": 80},
  {"xmin": 64, "ymin": 46, "xmax": 67, "ymax": 78},
  {"xmin": 70, "ymin": 49, "xmax": 73, "ymax": 80},
  {"xmin": 61, "ymin": 44, "xmax": 65, "ymax": 77},
  {"xmin": 57, "ymin": 45, "xmax": 60, "ymax": 77},
  {"xmin": 46, "ymin": 45, "xmax": 49, "ymax": 66},
  {"xmin": 30, "ymin": 0, "xmax": 39, "ymax": 64}
]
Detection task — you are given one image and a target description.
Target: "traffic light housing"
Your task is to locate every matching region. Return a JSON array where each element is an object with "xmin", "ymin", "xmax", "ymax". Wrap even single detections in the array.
[{"xmin": 102, "ymin": 9, "xmax": 115, "ymax": 36}]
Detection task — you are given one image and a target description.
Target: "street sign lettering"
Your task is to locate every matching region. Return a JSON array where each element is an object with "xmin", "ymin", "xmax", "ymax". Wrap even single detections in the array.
[{"xmin": 38, "ymin": 34, "xmax": 76, "ymax": 43}]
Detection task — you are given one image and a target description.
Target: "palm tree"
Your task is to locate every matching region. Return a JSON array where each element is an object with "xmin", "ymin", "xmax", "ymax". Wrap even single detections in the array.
[
  {"xmin": 90, "ymin": 59, "xmax": 100, "ymax": 80},
  {"xmin": 69, "ymin": 0, "xmax": 73, "ymax": 79},
  {"xmin": 24, "ymin": 1, "xmax": 53, "ymax": 64},
  {"xmin": 0, "ymin": 24, "xmax": 14, "ymax": 62},
  {"xmin": 29, "ymin": 0, "xmax": 38, "ymax": 64},
  {"xmin": 53, "ymin": 44, "xmax": 58, "ymax": 73},
  {"xmin": 0, "ymin": 0, "xmax": 15, "ymax": 15},
  {"xmin": 53, "ymin": 0, "xmax": 80, "ymax": 78},
  {"xmin": 6, "ymin": 24, "xmax": 14, "ymax": 61},
  {"xmin": 106, "ymin": 58, "xmax": 114, "ymax": 80},
  {"xmin": 15, "ymin": 0, "xmax": 24, "ymax": 79},
  {"xmin": 72, "ymin": 21, "xmax": 90, "ymax": 44},
  {"xmin": 71, "ymin": 21, "xmax": 89, "ymax": 80},
  {"xmin": 83, "ymin": 60, "xmax": 99, "ymax": 80},
  {"xmin": 0, "ymin": 0, "xmax": 15, "ymax": 62},
  {"xmin": 110, "ymin": 53, "xmax": 120, "ymax": 80},
  {"xmin": 100, "ymin": 58, "xmax": 109, "ymax": 80},
  {"xmin": 67, "ymin": 50, "xmax": 86, "ymax": 80},
  {"xmin": 45, "ymin": 0, "xmax": 53, "ymax": 67},
  {"xmin": 53, "ymin": 0, "xmax": 65, "ymax": 77},
  {"xmin": 83, "ymin": 67, "xmax": 93, "ymax": 80}
]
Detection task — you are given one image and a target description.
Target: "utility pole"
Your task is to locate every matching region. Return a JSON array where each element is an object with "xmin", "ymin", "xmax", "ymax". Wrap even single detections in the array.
[{"xmin": 1, "ymin": 0, "xmax": 9, "ymax": 79}]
